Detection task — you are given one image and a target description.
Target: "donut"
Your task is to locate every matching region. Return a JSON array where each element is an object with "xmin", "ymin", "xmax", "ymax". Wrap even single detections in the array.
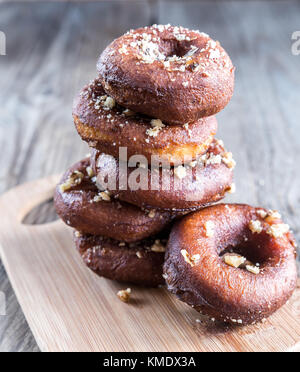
[
  {"xmin": 163, "ymin": 204, "xmax": 298, "ymax": 325},
  {"xmin": 54, "ymin": 158, "xmax": 173, "ymax": 242},
  {"xmin": 73, "ymin": 79, "xmax": 217, "ymax": 166},
  {"xmin": 74, "ymin": 231, "xmax": 166, "ymax": 287},
  {"xmin": 90, "ymin": 139, "xmax": 235, "ymax": 211},
  {"xmin": 97, "ymin": 24, "xmax": 234, "ymax": 125}
]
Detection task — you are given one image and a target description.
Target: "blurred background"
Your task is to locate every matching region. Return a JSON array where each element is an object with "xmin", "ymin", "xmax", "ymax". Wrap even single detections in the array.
[{"xmin": 0, "ymin": 0, "xmax": 299, "ymax": 351}]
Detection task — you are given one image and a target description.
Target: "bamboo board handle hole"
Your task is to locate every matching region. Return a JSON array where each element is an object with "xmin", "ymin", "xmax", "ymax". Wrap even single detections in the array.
[{"xmin": 21, "ymin": 197, "xmax": 59, "ymax": 225}]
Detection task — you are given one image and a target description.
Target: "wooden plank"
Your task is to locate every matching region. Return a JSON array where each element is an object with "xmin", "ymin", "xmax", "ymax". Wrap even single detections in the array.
[{"xmin": 0, "ymin": 176, "xmax": 300, "ymax": 352}]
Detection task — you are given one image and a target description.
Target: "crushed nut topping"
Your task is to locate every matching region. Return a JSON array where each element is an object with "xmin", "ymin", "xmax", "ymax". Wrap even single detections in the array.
[
  {"xmin": 216, "ymin": 139, "xmax": 224, "ymax": 147},
  {"xmin": 181, "ymin": 250, "xmax": 200, "ymax": 267},
  {"xmin": 146, "ymin": 119, "xmax": 165, "ymax": 137},
  {"xmin": 267, "ymin": 223, "xmax": 290, "ymax": 238},
  {"xmin": 117, "ymin": 288, "xmax": 131, "ymax": 303},
  {"xmin": 203, "ymin": 153, "xmax": 222, "ymax": 166},
  {"xmin": 103, "ymin": 96, "xmax": 115, "ymax": 110},
  {"xmin": 268, "ymin": 210, "xmax": 281, "ymax": 219},
  {"xmin": 136, "ymin": 251, "xmax": 143, "ymax": 259},
  {"xmin": 92, "ymin": 190, "xmax": 111, "ymax": 202},
  {"xmin": 146, "ymin": 127, "xmax": 161, "ymax": 137},
  {"xmin": 59, "ymin": 171, "xmax": 84, "ymax": 192},
  {"xmin": 265, "ymin": 210, "xmax": 282, "ymax": 224},
  {"xmin": 223, "ymin": 253, "xmax": 246, "ymax": 268},
  {"xmin": 257, "ymin": 209, "xmax": 281, "ymax": 222},
  {"xmin": 246, "ymin": 265, "xmax": 260, "ymax": 275},
  {"xmin": 222, "ymin": 152, "xmax": 236, "ymax": 169},
  {"xmin": 249, "ymin": 220, "xmax": 263, "ymax": 234},
  {"xmin": 151, "ymin": 240, "xmax": 166, "ymax": 253},
  {"xmin": 123, "ymin": 108, "xmax": 135, "ymax": 116},
  {"xmin": 196, "ymin": 142, "xmax": 236, "ymax": 170},
  {"xmin": 256, "ymin": 209, "xmax": 268, "ymax": 219},
  {"xmin": 86, "ymin": 166, "xmax": 95, "ymax": 178},
  {"xmin": 150, "ymin": 118, "xmax": 165, "ymax": 128},
  {"xmin": 148, "ymin": 209, "xmax": 156, "ymax": 218},
  {"xmin": 205, "ymin": 221, "xmax": 215, "ymax": 237},
  {"xmin": 118, "ymin": 25, "xmax": 226, "ymax": 75}
]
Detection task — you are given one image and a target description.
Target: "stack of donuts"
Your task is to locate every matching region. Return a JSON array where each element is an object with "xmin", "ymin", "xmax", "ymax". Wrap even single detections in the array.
[{"xmin": 55, "ymin": 25, "xmax": 297, "ymax": 325}]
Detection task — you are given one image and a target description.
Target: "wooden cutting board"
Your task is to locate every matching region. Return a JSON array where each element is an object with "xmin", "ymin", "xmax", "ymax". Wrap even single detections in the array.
[{"xmin": 0, "ymin": 176, "xmax": 299, "ymax": 352}]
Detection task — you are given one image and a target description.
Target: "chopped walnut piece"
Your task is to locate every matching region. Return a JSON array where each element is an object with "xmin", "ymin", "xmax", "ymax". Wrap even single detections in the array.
[
  {"xmin": 223, "ymin": 253, "xmax": 246, "ymax": 268},
  {"xmin": 74, "ymin": 231, "xmax": 82, "ymax": 238},
  {"xmin": 59, "ymin": 171, "xmax": 84, "ymax": 192},
  {"xmin": 174, "ymin": 165, "xmax": 187, "ymax": 179},
  {"xmin": 246, "ymin": 265, "xmax": 260, "ymax": 275},
  {"xmin": 249, "ymin": 220, "xmax": 263, "ymax": 234},
  {"xmin": 222, "ymin": 152, "xmax": 236, "ymax": 169},
  {"xmin": 148, "ymin": 209, "xmax": 156, "ymax": 218},
  {"xmin": 103, "ymin": 96, "xmax": 115, "ymax": 109},
  {"xmin": 256, "ymin": 209, "xmax": 268, "ymax": 219},
  {"xmin": 92, "ymin": 191, "xmax": 111, "ymax": 202},
  {"xmin": 136, "ymin": 251, "xmax": 143, "ymax": 259},
  {"xmin": 146, "ymin": 126, "xmax": 161, "ymax": 137},
  {"xmin": 265, "ymin": 210, "xmax": 282, "ymax": 224},
  {"xmin": 268, "ymin": 210, "xmax": 281, "ymax": 219},
  {"xmin": 267, "ymin": 223, "xmax": 290, "ymax": 238},
  {"xmin": 146, "ymin": 119, "xmax": 165, "ymax": 137},
  {"xmin": 123, "ymin": 108, "xmax": 135, "ymax": 116},
  {"xmin": 205, "ymin": 221, "xmax": 215, "ymax": 237},
  {"xmin": 151, "ymin": 240, "xmax": 166, "ymax": 253},
  {"xmin": 162, "ymin": 273, "xmax": 168, "ymax": 280},
  {"xmin": 117, "ymin": 288, "xmax": 131, "ymax": 303},
  {"xmin": 205, "ymin": 153, "xmax": 222, "ymax": 166},
  {"xmin": 216, "ymin": 139, "xmax": 224, "ymax": 147},
  {"xmin": 180, "ymin": 250, "xmax": 200, "ymax": 267},
  {"xmin": 150, "ymin": 118, "xmax": 165, "ymax": 128},
  {"xmin": 192, "ymin": 254, "xmax": 201, "ymax": 264},
  {"xmin": 86, "ymin": 166, "xmax": 94, "ymax": 178}
]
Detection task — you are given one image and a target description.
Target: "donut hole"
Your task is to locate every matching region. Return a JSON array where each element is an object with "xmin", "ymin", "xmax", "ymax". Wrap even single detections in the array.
[
  {"xmin": 219, "ymin": 232, "xmax": 273, "ymax": 268},
  {"xmin": 160, "ymin": 40, "xmax": 198, "ymax": 59}
]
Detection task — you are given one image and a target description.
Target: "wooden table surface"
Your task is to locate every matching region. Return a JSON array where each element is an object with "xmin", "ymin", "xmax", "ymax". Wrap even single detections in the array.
[{"xmin": 0, "ymin": 0, "xmax": 299, "ymax": 352}]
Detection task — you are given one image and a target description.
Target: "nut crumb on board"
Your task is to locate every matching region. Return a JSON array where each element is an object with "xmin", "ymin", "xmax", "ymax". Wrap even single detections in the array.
[{"xmin": 117, "ymin": 288, "xmax": 131, "ymax": 303}]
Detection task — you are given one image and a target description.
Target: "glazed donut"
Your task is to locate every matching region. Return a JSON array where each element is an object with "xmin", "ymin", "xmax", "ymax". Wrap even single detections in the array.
[
  {"xmin": 74, "ymin": 231, "xmax": 166, "ymax": 287},
  {"xmin": 97, "ymin": 25, "xmax": 234, "ymax": 125},
  {"xmin": 73, "ymin": 79, "xmax": 217, "ymax": 166},
  {"xmin": 54, "ymin": 158, "xmax": 173, "ymax": 242},
  {"xmin": 90, "ymin": 139, "xmax": 235, "ymax": 211},
  {"xmin": 163, "ymin": 204, "xmax": 298, "ymax": 325}
]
